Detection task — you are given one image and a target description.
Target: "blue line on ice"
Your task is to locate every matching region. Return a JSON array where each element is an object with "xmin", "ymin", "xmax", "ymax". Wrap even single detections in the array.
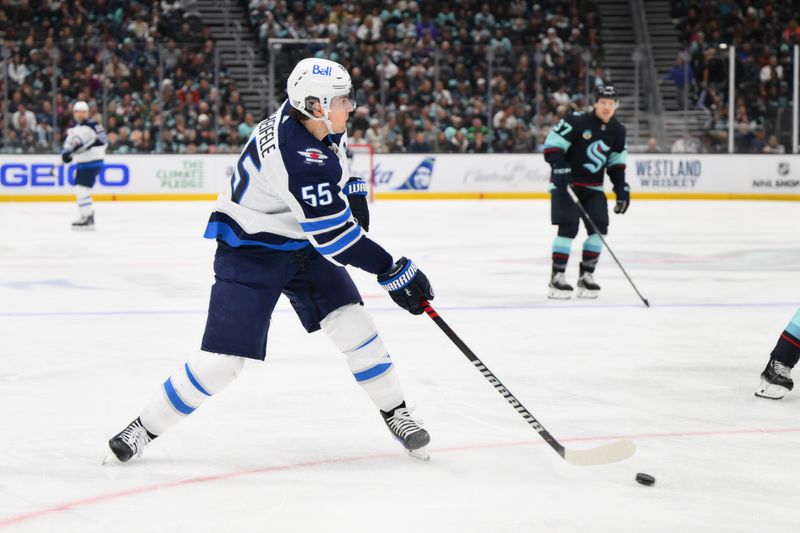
[{"xmin": 1, "ymin": 301, "xmax": 798, "ymax": 317}]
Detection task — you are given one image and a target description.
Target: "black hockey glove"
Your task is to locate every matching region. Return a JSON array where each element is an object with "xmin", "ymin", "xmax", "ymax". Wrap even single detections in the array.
[
  {"xmin": 551, "ymin": 167, "xmax": 572, "ymax": 190},
  {"xmin": 61, "ymin": 150, "xmax": 73, "ymax": 164},
  {"xmin": 377, "ymin": 257, "xmax": 434, "ymax": 315},
  {"xmin": 344, "ymin": 178, "xmax": 369, "ymax": 231},
  {"xmin": 614, "ymin": 183, "xmax": 630, "ymax": 214}
]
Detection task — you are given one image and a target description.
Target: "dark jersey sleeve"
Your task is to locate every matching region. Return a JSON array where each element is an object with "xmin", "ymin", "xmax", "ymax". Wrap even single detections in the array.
[
  {"xmin": 606, "ymin": 124, "xmax": 627, "ymax": 187},
  {"xmin": 284, "ymin": 166, "xmax": 392, "ymax": 275},
  {"xmin": 543, "ymin": 114, "xmax": 580, "ymax": 169}
]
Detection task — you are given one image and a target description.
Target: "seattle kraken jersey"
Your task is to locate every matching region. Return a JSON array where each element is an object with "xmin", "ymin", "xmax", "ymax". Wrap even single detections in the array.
[
  {"xmin": 204, "ymin": 101, "xmax": 392, "ymax": 275},
  {"xmin": 543, "ymin": 111, "xmax": 627, "ymax": 188},
  {"xmin": 63, "ymin": 120, "xmax": 107, "ymax": 162}
]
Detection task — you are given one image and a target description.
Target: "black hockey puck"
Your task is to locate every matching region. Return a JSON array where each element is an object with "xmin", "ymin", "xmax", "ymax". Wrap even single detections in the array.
[{"xmin": 635, "ymin": 473, "xmax": 655, "ymax": 486}]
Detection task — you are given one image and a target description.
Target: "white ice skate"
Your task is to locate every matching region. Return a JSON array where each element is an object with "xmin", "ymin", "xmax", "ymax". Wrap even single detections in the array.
[
  {"xmin": 755, "ymin": 359, "xmax": 794, "ymax": 400},
  {"xmin": 72, "ymin": 213, "xmax": 95, "ymax": 231},
  {"xmin": 576, "ymin": 270, "xmax": 601, "ymax": 299},
  {"xmin": 548, "ymin": 271, "xmax": 573, "ymax": 299}
]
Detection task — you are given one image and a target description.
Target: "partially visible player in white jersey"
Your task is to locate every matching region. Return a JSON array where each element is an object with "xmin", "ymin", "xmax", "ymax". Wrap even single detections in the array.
[
  {"xmin": 105, "ymin": 58, "xmax": 436, "ymax": 463},
  {"xmin": 61, "ymin": 101, "xmax": 107, "ymax": 230}
]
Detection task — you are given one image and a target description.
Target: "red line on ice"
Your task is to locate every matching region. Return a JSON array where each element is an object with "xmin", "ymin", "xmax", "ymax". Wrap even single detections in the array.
[{"xmin": 2, "ymin": 426, "xmax": 800, "ymax": 528}]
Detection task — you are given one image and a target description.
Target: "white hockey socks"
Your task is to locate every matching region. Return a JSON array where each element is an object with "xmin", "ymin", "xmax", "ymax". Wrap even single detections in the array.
[
  {"xmin": 321, "ymin": 303, "xmax": 404, "ymax": 412},
  {"xmin": 139, "ymin": 351, "xmax": 244, "ymax": 436},
  {"xmin": 75, "ymin": 185, "xmax": 94, "ymax": 216}
]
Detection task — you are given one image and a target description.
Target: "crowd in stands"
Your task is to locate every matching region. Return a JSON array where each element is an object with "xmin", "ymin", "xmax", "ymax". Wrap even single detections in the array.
[
  {"xmin": 669, "ymin": 0, "xmax": 799, "ymax": 153},
  {"xmin": 245, "ymin": 0, "xmax": 606, "ymax": 153},
  {"xmin": 0, "ymin": 0, "xmax": 251, "ymax": 154},
  {"xmin": 8, "ymin": 1, "xmax": 795, "ymax": 155}
]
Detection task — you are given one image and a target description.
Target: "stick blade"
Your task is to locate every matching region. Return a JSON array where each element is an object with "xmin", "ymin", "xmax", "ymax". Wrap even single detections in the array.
[{"xmin": 564, "ymin": 439, "xmax": 636, "ymax": 466}]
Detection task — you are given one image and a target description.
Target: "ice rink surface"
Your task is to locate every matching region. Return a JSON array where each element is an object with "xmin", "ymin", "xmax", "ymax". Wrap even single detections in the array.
[{"xmin": 1, "ymin": 199, "xmax": 798, "ymax": 532}]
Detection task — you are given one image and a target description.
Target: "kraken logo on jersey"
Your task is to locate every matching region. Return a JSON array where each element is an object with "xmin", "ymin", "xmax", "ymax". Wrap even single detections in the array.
[{"xmin": 583, "ymin": 140, "xmax": 611, "ymax": 173}]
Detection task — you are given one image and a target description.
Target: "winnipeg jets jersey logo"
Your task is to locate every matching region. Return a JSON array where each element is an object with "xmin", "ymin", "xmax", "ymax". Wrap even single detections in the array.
[{"xmin": 297, "ymin": 148, "xmax": 328, "ymax": 165}]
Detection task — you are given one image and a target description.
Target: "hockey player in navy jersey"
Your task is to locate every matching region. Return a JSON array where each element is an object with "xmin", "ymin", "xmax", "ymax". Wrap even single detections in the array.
[
  {"xmin": 106, "ymin": 58, "xmax": 435, "ymax": 463},
  {"xmin": 543, "ymin": 86, "xmax": 630, "ymax": 299},
  {"xmin": 61, "ymin": 101, "xmax": 107, "ymax": 230},
  {"xmin": 755, "ymin": 309, "xmax": 800, "ymax": 399}
]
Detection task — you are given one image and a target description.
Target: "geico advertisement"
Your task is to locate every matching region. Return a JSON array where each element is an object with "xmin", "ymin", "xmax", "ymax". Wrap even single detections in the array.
[
  {"xmin": 3, "ymin": 154, "xmax": 800, "ymax": 196},
  {"xmin": 0, "ymin": 155, "xmax": 233, "ymax": 195}
]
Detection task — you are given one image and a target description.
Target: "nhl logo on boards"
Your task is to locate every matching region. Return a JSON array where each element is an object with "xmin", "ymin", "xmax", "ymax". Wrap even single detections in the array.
[
  {"xmin": 778, "ymin": 162, "xmax": 790, "ymax": 176},
  {"xmin": 297, "ymin": 148, "xmax": 328, "ymax": 165},
  {"xmin": 582, "ymin": 129, "xmax": 592, "ymax": 140}
]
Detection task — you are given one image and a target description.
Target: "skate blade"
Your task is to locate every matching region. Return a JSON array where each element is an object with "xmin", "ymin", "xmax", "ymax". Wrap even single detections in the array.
[
  {"xmin": 71, "ymin": 226, "xmax": 96, "ymax": 232},
  {"xmin": 576, "ymin": 288, "xmax": 600, "ymax": 299},
  {"xmin": 408, "ymin": 446, "xmax": 430, "ymax": 461},
  {"xmin": 755, "ymin": 379, "xmax": 788, "ymax": 400},
  {"xmin": 102, "ymin": 453, "xmax": 122, "ymax": 465},
  {"xmin": 548, "ymin": 288, "xmax": 573, "ymax": 300}
]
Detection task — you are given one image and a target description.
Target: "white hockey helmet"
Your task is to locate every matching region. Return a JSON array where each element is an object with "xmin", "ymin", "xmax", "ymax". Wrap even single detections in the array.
[
  {"xmin": 286, "ymin": 58, "xmax": 356, "ymax": 132},
  {"xmin": 73, "ymin": 101, "xmax": 89, "ymax": 113}
]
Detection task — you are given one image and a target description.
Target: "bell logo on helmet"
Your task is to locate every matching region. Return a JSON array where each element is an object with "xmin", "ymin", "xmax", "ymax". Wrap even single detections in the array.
[{"xmin": 312, "ymin": 65, "xmax": 332, "ymax": 76}]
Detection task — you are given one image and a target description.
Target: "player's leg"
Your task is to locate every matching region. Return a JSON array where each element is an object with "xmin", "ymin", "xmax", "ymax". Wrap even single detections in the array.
[
  {"xmin": 72, "ymin": 162, "xmax": 102, "ymax": 230},
  {"xmin": 549, "ymin": 188, "xmax": 580, "ymax": 298},
  {"xmin": 576, "ymin": 188, "xmax": 609, "ymax": 298},
  {"xmin": 106, "ymin": 243, "xmax": 296, "ymax": 462},
  {"xmin": 285, "ymin": 248, "xmax": 430, "ymax": 457},
  {"xmin": 107, "ymin": 351, "xmax": 246, "ymax": 463},
  {"xmin": 756, "ymin": 309, "xmax": 800, "ymax": 399}
]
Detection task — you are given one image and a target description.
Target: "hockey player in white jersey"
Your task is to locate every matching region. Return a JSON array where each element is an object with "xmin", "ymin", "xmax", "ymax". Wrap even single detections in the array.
[
  {"xmin": 106, "ymin": 58, "xmax": 435, "ymax": 463},
  {"xmin": 61, "ymin": 101, "xmax": 107, "ymax": 230}
]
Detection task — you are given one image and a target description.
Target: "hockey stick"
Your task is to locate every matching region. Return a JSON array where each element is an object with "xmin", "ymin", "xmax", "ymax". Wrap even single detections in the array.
[
  {"xmin": 421, "ymin": 300, "xmax": 635, "ymax": 466},
  {"xmin": 567, "ymin": 186, "xmax": 650, "ymax": 307}
]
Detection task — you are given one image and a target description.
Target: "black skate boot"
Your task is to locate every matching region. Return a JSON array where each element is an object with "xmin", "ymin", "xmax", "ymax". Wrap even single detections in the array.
[
  {"xmin": 104, "ymin": 417, "xmax": 157, "ymax": 464},
  {"xmin": 381, "ymin": 403, "xmax": 430, "ymax": 461},
  {"xmin": 71, "ymin": 213, "xmax": 95, "ymax": 231},
  {"xmin": 576, "ymin": 266, "xmax": 601, "ymax": 299},
  {"xmin": 548, "ymin": 269, "xmax": 573, "ymax": 299},
  {"xmin": 755, "ymin": 359, "xmax": 794, "ymax": 400}
]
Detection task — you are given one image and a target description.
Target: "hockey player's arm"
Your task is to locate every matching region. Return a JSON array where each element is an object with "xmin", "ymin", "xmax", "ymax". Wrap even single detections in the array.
[
  {"xmin": 281, "ymin": 169, "xmax": 434, "ymax": 314},
  {"xmin": 543, "ymin": 116, "xmax": 577, "ymax": 189},
  {"xmin": 74, "ymin": 123, "xmax": 108, "ymax": 153},
  {"xmin": 281, "ymin": 168, "xmax": 388, "ymax": 272},
  {"xmin": 606, "ymin": 128, "xmax": 630, "ymax": 214},
  {"xmin": 61, "ymin": 129, "xmax": 80, "ymax": 162}
]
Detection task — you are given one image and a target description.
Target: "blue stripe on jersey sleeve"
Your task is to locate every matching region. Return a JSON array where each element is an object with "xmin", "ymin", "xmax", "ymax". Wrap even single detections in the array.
[
  {"xmin": 314, "ymin": 220, "xmax": 355, "ymax": 245},
  {"xmin": 299, "ymin": 207, "xmax": 352, "ymax": 233},
  {"xmin": 315, "ymin": 224, "xmax": 363, "ymax": 256}
]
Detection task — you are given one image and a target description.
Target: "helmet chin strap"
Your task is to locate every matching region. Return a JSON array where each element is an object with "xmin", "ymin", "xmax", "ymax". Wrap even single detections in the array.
[{"xmin": 297, "ymin": 106, "xmax": 337, "ymax": 136}]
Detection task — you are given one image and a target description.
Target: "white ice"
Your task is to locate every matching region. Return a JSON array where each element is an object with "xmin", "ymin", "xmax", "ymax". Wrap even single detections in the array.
[{"xmin": 1, "ymin": 199, "xmax": 799, "ymax": 533}]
